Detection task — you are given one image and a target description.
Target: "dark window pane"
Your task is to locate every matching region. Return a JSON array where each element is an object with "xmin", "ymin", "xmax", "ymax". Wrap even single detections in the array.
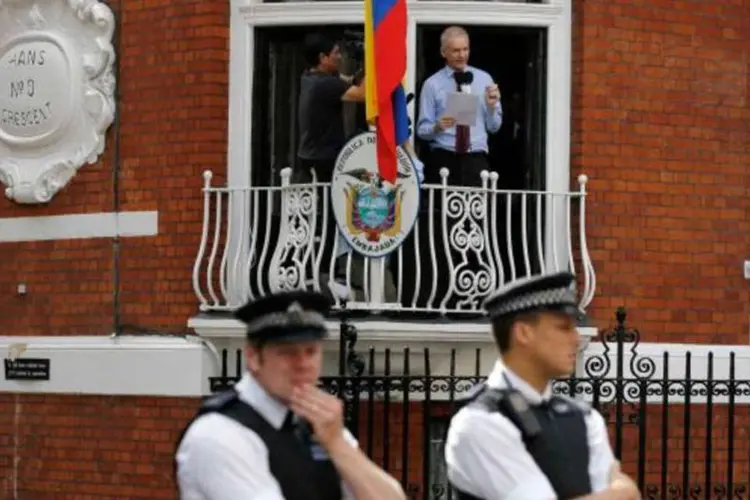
[
  {"xmin": 251, "ymin": 26, "xmax": 365, "ymax": 186},
  {"xmin": 415, "ymin": 24, "xmax": 547, "ymax": 191}
]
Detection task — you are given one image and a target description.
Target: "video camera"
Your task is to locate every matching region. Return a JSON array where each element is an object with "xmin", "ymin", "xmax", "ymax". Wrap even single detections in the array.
[
  {"xmin": 341, "ymin": 30, "xmax": 365, "ymax": 62},
  {"xmin": 338, "ymin": 29, "xmax": 416, "ymax": 135}
]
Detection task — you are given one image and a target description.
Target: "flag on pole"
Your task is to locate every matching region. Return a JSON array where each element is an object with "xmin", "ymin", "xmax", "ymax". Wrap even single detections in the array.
[{"xmin": 364, "ymin": 0, "xmax": 409, "ymax": 185}]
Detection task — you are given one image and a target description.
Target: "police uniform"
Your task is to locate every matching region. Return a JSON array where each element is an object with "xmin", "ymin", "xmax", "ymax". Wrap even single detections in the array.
[
  {"xmin": 175, "ymin": 291, "xmax": 357, "ymax": 500},
  {"xmin": 444, "ymin": 273, "xmax": 616, "ymax": 500}
]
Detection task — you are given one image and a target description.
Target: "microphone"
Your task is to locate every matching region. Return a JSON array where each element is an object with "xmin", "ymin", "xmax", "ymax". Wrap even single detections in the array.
[
  {"xmin": 462, "ymin": 71, "xmax": 474, "ymax": 94},
  {"xmin": 453, "ymin": 70, "xmax": 474, "ymax": 93}
]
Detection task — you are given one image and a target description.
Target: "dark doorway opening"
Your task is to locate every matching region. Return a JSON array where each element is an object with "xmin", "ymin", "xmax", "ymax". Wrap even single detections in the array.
[
  {"xmin": 392, "ymin": 25, "xmax": 549, "ymax": 316},
  {"xmin": 415, "ymin": 25, "xmax": 547, "ymax": 191},
  {"xmin": 251, "ymin": 25, "xmax": 364, "ymax": 187}
]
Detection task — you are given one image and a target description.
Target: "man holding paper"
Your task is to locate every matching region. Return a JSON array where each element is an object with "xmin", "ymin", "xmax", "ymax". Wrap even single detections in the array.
[{"xmin": 416, "ymin": 26, "xmax": 502, "ymax": 186}]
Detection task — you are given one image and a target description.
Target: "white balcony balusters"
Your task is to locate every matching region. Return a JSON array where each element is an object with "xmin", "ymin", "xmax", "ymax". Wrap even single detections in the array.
[{"xmin": 192, "ymin": 168, "xmax": 595, "ymax": 316}]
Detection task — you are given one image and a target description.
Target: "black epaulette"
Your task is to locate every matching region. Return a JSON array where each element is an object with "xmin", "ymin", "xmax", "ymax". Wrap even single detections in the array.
[
  {"xmin": 547, "ymin": 394, "xmax": 592, "ymax": 415},
  {"xmin": 451, "ymin": 382, "xmax": 490, "ymax": 414},
  {"xmin": 173, "ymin": 389, "xmax": 241, "ymax": 486},
  {"xmin": 471, "ymin": 387, "xmax": 544, "ymax": 441},
  {"xmin": 175, "ymin": 389, "xmax": 239, "ymax": 454},
  {"xmin": 547, "ymin": 394, "xmax": 591, "ymax": 415},
  {"xmin": 469, "ymin": 386, "xmax": 510, "ymax": 413},
  {"xmin": 200, "ymin": 389, "xmax": 239, "ymax": 412}
]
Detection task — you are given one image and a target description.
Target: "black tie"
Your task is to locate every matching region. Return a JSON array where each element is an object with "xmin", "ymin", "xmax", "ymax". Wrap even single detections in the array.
[
  {"xmin": 454, "ymin": 74, "xmax": 470, "ymax": 154},
  {"xmin": 281, "ymin": 411, "xmax": 297, "ymax": 434},
  {"xmin": 282, "ymin": 411, "xmax": 313, "ymax": 444}
]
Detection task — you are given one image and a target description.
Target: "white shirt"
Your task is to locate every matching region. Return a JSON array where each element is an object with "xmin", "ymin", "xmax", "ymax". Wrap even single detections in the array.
[
  {"xmin": 445, "ymin": 361, "xmax": 615, "ymax": 500},
  {"xmin": 176, "ymin": 373, "xmax": 357, "ymax": 500}
]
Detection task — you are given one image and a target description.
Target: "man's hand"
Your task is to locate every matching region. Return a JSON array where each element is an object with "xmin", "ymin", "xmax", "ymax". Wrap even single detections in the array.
[
  {"xmin": 294, "ymin": 385, "xmax": 406, "ymax": 500},
  {"xmin": 573, "ymin": 485, "xmax": 640, "ymax": 500},
  {"xmin": 289, "ymin": 385, "xmax": 346, "ymax": 450},
  {"xmin": 608, "ymin": 476, "xmax": 641, "ymax": 500},
  {"xmin": 485, "ymin": 83, "xmax": 500, "ymax": 108},
  {"xmin": 603, "ymin": 487, "xmax": 641, "ymax": 500},
  {"xmin": 435, "ymin": 115, "xmax": 456, "ymax": 132},
  {"xmin": 609, "ymin": 460, "xmax": 640, "ymax": 499},
  {"xmin": 573, "ymin": 462, "xmax": 641, "ymax": 500}
]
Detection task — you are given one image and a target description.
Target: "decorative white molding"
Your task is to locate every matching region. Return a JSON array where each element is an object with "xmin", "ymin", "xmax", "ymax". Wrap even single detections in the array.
[
  {"xmin": 409, "ymin": 2, "xmax": 563, "ymax": 26},
  {"xmin": 0, "ymin": 335, "xmax": 219, "ymax": 396},
  {"xmin": 582, "ymin": 342, "xmax": 750, "ymax": 381},
  {"xmin": 188, "ymin": 315, "xmax": 598, "ymax": 377},
  {"xmin": 580, "ymin": 343, "xmax": 750, "ymax": 404},
  {"xmin": 190, "ymin": 314, "xmax": 750, "ymax": 404},
  {"xmin": 188, "ymin": 316, "xmax": 597, "ymax": 343},
  {"xmin": 242, "ymin": 2, "xmax": 363, "ymax": 25},
  {"xmin": 241, "ymin": 2, "xmax": 562, "ymax": 27},
  {"xmin": 0, "ymin": 0, "xmax": 116, "ymax": 204},
  {"xmin": 5, "ymin": 330, "xmax": 746, "ymax": 404},
  {"xmin": 0, "ymin": 210, "xmax": 158, "ymax": 242}
]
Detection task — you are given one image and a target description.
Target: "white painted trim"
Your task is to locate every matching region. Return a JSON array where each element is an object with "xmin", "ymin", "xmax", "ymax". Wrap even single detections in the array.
[
  {"xmin": 409, "ymin": 2, "xmax": 563, "ymax": 26},
  {"xmin": 187, "ymin": 314, "xmax": 750, "ymax": 404},
  {"xmin": 0, "ymin": 211, "xmax": 158, "ymax": 242},
  {"xmin": 240, "ymin": 2, "xmax": 563, "ymax": 27},
  {"xmin": 579, "ymin": 342, "xmax": 750, "ymax": 404},
  {"xmin": 227, "ymin": 0, "xmax": 253, "ymax": 191},
  {"xmin": 3, "ymin": 329, "xmax": 746, "ymax": 404},
  {"xmin": 188, "ymin": 315, "xmax": 598, "ymax": 344},
  {"xmin": 582, "ymin": 341, "xmax": 750, "ymax": 379},
  {"xmin": 189, "ymin": 316, "xmax": 597, "ymax": 379},
  {"xmin": 0, "ymin": 335, "xmax": 219, "ymax": 396},
  {"xmin": 544, "ymin": 0, "xmax": 573, "ymax": 272}
]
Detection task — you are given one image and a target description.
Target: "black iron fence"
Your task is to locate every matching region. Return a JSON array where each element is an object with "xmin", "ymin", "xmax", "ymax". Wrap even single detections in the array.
[{"xmin": 210, "ymin": 308, "xmax": 750, "ymax": 499}]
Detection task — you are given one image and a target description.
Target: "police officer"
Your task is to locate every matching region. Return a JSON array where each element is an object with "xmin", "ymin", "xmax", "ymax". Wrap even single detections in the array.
[
  {"xmin": 175, "ymin": 290, "xmax": 407, "ymax": 500},
  {"xmin": 444, "ymin": 272, "xmax": 641, "ymax": 500}
]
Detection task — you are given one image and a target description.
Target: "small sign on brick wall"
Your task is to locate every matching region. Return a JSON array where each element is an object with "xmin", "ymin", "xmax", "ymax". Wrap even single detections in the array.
[{"xmin": 4, "ymin": 358, "xmax": 50, "ymax": 381}]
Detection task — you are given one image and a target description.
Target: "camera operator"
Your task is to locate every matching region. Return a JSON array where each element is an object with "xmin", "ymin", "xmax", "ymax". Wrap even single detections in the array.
[{"xmin": 296, "ymin": 33, "xmax": 366, "ymax": 183}]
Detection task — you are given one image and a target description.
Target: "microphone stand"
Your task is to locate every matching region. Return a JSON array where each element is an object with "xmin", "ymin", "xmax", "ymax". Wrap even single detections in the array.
[{"xmin": 454, "ymin": 71, "xmax": 474, "ymax": 187}]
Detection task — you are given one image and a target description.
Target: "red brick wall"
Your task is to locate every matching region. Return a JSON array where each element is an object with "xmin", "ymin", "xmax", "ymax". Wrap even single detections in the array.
[
  {"xmin": 1, "ymin": 0, "xmax": 749, "ymax": 497},
  {"xmin": 0, "ymin": 0, "xmax": 229, "ymax": 337},
  {"xmin": 0, "ymin": 0, "xmax": 227, "ymax": 493},
  {"xmin": 616, "ymin": 404, "xmax": 750, "ymax": 495},
  {"xmin": 0, "ymin": 393, "xmax": 199, "ymax": 499},
  {"xmin": 0, "ymin": 1, "xmax": 223, "ymax": 497},
  {"xmin": 571, "ymin": 0, "xmax": 750, "ymax": 342}
]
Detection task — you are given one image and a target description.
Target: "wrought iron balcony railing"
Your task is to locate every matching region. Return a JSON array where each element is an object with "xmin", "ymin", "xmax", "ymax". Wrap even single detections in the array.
[{"xmin": 192, "ymin": 168, "xmax": 595, "ymax": 318}]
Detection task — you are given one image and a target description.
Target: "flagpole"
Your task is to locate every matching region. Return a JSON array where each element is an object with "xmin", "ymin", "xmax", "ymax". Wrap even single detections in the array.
[
  {"xmin": 367, "ymin": 122, "xmax": 386, "ymax": 309},
  {"xmin": 363, "ymin": 0, "xmax": 408, "ymax": 311}
]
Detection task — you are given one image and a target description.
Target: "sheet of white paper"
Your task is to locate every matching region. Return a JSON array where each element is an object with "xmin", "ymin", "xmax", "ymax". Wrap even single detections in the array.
[{"xmin": 445, "ymin": 92, "xmax": 479, "ymax": 126}]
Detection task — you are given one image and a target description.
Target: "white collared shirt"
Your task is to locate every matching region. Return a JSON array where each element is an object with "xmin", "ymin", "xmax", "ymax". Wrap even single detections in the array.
[
  {"xmin": 444, "ymin": 361, "xmax": 615, "ymax": 500},
  {"xmin": 175, "ymin": 373, "xmax": 357, "ymax": 500}
]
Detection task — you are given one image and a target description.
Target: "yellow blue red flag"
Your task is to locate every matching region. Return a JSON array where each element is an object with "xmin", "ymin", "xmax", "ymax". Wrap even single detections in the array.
[{"xmin": 364, "ymin": 0, "xmax": 409, "ymax": 185}]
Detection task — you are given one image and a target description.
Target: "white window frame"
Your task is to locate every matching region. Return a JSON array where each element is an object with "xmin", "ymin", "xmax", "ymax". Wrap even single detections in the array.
[{"xmin": 225, "ymin": 0, "xmax": 573, "ymax": 274}]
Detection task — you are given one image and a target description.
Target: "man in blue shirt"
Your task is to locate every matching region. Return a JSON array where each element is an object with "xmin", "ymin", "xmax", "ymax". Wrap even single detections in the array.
[{"xmin": 417, "ymin": 26, "xmax": 502, "ymax": 186}]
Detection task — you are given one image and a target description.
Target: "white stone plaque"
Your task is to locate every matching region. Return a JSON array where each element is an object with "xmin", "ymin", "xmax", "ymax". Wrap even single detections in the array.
[{"xmin": 0, "ymin": 0, "xmax": 115, "ymax": 204}]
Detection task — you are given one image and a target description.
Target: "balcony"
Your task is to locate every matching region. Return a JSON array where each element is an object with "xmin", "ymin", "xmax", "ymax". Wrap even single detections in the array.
[{"xmin": 188, "ymin": 168, "xmax": 596, "ymax": 360}]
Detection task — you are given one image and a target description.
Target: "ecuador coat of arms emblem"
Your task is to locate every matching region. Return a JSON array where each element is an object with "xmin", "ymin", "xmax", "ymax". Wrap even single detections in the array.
[{"xmin": 331, "ymin": 132, "xmax": 420, "ymax": 258}]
